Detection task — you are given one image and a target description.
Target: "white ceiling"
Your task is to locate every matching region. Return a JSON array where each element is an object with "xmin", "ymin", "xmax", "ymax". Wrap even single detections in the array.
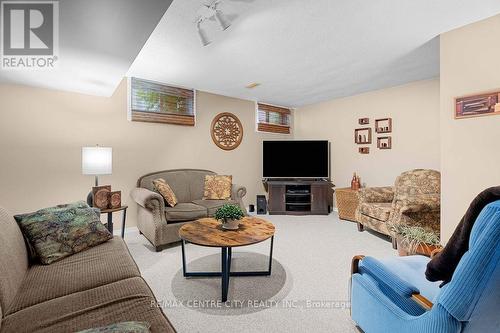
[
  {"xmin": 128, "ymin": 0, "xmax": 500, "ymax": 107},
  {"xmin": 0, "ymin": 0, "xmax": 172, "ymax": 96}
]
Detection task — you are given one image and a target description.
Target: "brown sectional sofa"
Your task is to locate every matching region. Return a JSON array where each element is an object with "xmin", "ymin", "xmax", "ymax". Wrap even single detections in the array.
[
  {"xmin": 130, "ymin": 169, "xmax": 247, "ymax": 251},
  {"xmin": 0, "ymin": 206, "xmax": 175, "ymax": 333}
]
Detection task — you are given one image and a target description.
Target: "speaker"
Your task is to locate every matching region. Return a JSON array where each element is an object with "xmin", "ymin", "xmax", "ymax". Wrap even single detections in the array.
[
  {"xmin": 256, "ymin": 195, "xmax": 267, "ymax": 214},
  {"xmin": 249, "ymin": 204, "xmax": 255, "ymax": 213}
]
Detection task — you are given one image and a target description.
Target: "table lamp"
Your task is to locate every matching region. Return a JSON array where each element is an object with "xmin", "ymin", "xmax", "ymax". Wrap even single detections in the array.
[{"xmin": 82, "ymin": 145, "xmax": 112, "ymax": 205}]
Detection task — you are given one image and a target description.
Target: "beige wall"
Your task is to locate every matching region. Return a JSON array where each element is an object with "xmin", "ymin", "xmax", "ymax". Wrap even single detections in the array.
[
  {"xmin": 294, "ymin": 79, "xmax": 440, "ymax": 195},
  {"xmin": 440, "ymin": 14, "xmax": 500, "ymax": 242},
  {"xmin": 0, "ymin": 80, "xmax": 288, "ymax": 229}
]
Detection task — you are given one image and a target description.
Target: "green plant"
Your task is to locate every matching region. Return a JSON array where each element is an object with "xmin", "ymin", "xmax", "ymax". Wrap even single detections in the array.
[
  {"xmin": 391, "ymin": 224, "xmax": 440, "ymax": 254},
  {"xmin": 214, "ymin": 204, "xmax": 245, "ymax": 222}
]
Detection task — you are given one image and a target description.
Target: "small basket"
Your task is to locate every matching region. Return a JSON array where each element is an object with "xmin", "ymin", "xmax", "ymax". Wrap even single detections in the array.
[{"xmin": 335, "ymin": 188, "xmax": 360, "ymax": 222}]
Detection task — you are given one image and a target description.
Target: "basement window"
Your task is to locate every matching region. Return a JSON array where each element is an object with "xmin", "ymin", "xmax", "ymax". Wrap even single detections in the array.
[
  {"xmin": 256, "ymin": 103, "xmax": 291, "ymax": 134},
  {"xmin": 128, "ymin": 77, "xmax": 195, "ymax": 126}
]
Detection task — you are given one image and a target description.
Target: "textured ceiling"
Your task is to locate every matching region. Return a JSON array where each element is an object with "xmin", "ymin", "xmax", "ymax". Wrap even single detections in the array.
[
  {"xmin": 0, "ymin": 0, "xmax": 172, "ymax": 96},
  {"xmin": 128, "ymin": 0, "xmax": 500, "ymax": 107}
]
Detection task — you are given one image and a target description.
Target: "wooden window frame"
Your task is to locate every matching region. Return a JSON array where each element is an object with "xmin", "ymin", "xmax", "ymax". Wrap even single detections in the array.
[
  {"xmin": 256, "ymin": 103, "xmax": 292, "ymax": 134},
  {"xmin": 128, "ymin": 77, "xmax": 196, "ymax": 126}
]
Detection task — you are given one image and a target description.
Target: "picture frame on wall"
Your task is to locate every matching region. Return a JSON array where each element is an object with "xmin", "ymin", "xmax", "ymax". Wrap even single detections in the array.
[
  {"xmin": 377, "ymin": 137, "xmax": 392, "ymax": 149},
  {"xmin": 354, "ymin": 128, "xmax": 372, "ymax": 144},
  {"xmin": 455, "ymin": 91, "xmax": 500, "ymax": 119}
]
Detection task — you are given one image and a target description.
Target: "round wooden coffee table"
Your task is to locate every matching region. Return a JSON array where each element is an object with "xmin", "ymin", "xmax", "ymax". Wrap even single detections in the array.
[{"xmin": 179, "ymin": 217, "xmax": 275, "ymax": 302}]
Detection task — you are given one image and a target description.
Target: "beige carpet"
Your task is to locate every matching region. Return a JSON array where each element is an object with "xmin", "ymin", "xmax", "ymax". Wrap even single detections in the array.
[{"xmin": 126, "ymin": 213, "xmax": 396, "ymax": 333}]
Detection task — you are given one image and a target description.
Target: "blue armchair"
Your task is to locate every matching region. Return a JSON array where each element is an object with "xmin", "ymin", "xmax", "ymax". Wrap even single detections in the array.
[{"xmin": 351, "ymin": 200, "xmax": 500, "ymax": 333}]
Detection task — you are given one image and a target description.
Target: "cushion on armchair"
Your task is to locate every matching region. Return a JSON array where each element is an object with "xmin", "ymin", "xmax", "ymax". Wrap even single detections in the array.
[
  {"xmin": 359, "ymin": 202, "xmax": 392, "ymax": 221},
  {"xmin": 359, "ymin": 186, "xmax": 394, "ymax": 203}
]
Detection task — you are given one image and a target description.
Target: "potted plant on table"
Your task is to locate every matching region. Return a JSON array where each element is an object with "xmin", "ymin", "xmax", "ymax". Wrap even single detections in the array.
[
  {"xmin": 214, "ymin": 204, "xmax": 245, "ymax": 230},
  {"xmin": 391, "ymin": 224, "xmax": 441, "ymax": 257}
]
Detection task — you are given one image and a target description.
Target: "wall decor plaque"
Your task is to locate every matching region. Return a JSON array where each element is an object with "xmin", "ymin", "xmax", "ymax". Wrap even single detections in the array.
[
  {"xmin": 211, "ymin": 112, "xmax": 244, "ymax": 150},
  {"xmin": 377, "ymin": 137, "xmax": 392, "ymax": 149},
  {"xmin": 354, "ymin": 128, "xmax": 372, "ymax": 144},
  {"xmin": 92, "ymin": 185, "xmax": 111, "ymax": 209},
  {"xmin": 375, "ymin": 118, "xmax": 392, "ymax": 133},
  {"xmin": 359, "ymin": 147, "xmax": 370, "ymax": 154},
  {"xmin": 109, "ymin": 191, "xmax": 122, "ymax": 209},
  {"xmin": 455, "ymin": 91, "xmax": 500, "ymax": 119}
]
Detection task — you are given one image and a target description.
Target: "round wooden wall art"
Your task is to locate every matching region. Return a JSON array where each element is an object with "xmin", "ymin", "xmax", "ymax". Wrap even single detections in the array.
[{"xmin": 211, "ymin": 112, "xmax": 243, "ymax": 150}]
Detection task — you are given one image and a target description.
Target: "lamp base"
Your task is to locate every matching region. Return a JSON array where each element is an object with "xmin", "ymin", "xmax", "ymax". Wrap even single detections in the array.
[{"xmin": 86, "ymin": 191, "xmax": 93, "ymax": 207}]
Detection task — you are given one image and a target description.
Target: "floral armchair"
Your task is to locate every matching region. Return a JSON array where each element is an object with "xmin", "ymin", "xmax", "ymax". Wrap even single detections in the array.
[{"xmin": 355, "ymin": 169, "xmax": 440, "ymax": 247}]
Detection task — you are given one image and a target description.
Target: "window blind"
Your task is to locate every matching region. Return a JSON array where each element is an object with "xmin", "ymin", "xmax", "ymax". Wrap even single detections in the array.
[
  {"xmin": 257, "ymin": 103, "xmax": 291, "ymax": 134},
  {"xmin": 130, "ymin": 77, "xmax": 195, "ymax": 126}
]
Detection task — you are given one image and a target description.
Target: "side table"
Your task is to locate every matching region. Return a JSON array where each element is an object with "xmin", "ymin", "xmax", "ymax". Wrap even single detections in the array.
[
  {"xmin": 335, "ymin": 188, "xmax": 359, "ymax": 222},
  {"xmin": 100, "ymin": 205, "xmax": 128, "ymax": 238}
]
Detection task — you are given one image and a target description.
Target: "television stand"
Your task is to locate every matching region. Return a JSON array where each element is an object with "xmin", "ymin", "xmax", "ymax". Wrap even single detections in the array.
[{"xmin": 264, "ymin": 180, "xmax": 334, "ymax": 215}]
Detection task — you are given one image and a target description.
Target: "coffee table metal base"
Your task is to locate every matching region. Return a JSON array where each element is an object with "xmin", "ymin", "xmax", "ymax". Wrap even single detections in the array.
[{"xmin": 181, "ymin": 236, "xmax": 274, "ymax": 302}]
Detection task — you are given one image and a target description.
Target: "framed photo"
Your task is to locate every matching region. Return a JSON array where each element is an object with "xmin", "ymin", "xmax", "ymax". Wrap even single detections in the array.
[{"xmin": 455, "ymin": 91, "xmax": 500, "ymax": 119}]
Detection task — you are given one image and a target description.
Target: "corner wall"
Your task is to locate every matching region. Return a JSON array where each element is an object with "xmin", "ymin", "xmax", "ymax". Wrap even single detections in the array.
[
  {"xmin": 0, "ymin": 80, "xmax": 287, "ymax": 228},
  {"xmin": 294, "ymin": 79, "xmax": 440, "ymax": 194},
  {"xmin": 440, "ymin": 14, "xmax": 500, "ymax": 242}
]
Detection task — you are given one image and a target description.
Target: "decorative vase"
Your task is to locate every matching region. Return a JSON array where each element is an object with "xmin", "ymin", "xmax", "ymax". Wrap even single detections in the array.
[
  {"xmin": 396, "ymin": 238, "xmax": 413, "ymax": 256},
  {"xmin": 222, "ymin": 218, "xmax": 240, "ymax": 230}
]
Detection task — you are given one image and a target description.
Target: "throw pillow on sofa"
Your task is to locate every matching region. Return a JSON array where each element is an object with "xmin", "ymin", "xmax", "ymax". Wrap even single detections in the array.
[
  {"xmin": 203, "ymin": 175, "xmax": 232, "ymax": 200},
  {"xmin": 76, "ymin": 321, "xmax": 151, "ymax": 333},
  {"xmin": 14, "ymin": 201, "xmax": 112, "ymax": 264},
  {"xmin": 153, "ymin": 178, "xmax": 178, "ymax": 207},
  {"xmin": 19, "ymin": 201, "xmax": 102, "ymax": 262}
]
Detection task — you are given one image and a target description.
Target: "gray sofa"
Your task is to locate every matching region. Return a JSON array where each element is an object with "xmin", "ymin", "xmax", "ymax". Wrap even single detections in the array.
[{"xmin": 130, "ymin": 169, "xmax": 247, "ymax": 251}]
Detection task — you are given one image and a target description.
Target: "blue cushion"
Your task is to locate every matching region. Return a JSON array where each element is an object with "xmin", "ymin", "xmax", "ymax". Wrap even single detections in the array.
[{"xmin": 377, "ymin": 255, "xmax": 441, "ymax": 302}]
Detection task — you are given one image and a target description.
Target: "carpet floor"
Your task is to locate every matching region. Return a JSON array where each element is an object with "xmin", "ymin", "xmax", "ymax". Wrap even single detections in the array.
[{"xmin": 126, "ymin": 213, "xmax": 396, "ymax": 333}]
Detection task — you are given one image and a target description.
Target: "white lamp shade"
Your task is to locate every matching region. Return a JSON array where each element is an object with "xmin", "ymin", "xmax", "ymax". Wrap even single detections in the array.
[{"xmin": 82, "ymin": 147, "xmax": 112, "ymax": 175}]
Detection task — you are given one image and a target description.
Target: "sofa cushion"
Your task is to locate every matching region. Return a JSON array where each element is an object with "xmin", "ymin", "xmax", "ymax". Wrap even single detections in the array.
[
  {"xmin": 0, "ymin": 277, "xmax": 175, "ymax": 333},
  {"xmin": 164, "ymin": 203, "xmax": 207, "ymax": 222},
  {"xmin": 14, "ymin": 202, "xmax": 112, "ymax": 264},
  {"xmin": 0, "ymin": 206, "xmax": 28, "ymax": 316},
  {"xmin": 192, "ymin": 199, "xmax": 238, "ymax": 216},
  {"xmin": 76, "ymin": 321, "xmax": 151, "ymax": 333},
  {"xmin": 203, "ymin": 175, "xmax": 232, "ymax": 200},
  {"xmin": 152, "ymin": 178, "xmax": 178, "ymax": 207},
  {"xmin": 359, "ymin": 202, "xmax": 392, "ymax": 222},
  {"xmin": 6, "ymin": 237, "xmax": 140, "ymax": 315}
]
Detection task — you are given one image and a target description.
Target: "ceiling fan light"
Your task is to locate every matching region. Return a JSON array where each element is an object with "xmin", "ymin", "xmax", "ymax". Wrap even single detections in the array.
[
  {"xmin": 197, "ymin": 24, "xmax": 211, "ymax": 46},
  {"xmin": 215, "ymin": 10, "xmax": 231, "ymax": 30}
]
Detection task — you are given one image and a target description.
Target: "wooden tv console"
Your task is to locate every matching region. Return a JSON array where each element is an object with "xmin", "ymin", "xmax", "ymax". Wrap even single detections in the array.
[{"xmin": 265, "ymin": 180, "xmax": 334, "ymax": 215}]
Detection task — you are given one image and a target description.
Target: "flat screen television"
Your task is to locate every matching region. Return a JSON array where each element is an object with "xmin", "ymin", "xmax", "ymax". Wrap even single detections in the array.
[{"xmin": 263, "ymin": 140, "xmax": 330, "ymax": 179}]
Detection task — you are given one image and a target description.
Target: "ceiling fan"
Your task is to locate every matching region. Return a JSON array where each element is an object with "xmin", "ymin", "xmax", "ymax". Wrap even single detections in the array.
[{"xmin": 196, "ymin": 0, "xmax": 232, "ymax": 46}]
